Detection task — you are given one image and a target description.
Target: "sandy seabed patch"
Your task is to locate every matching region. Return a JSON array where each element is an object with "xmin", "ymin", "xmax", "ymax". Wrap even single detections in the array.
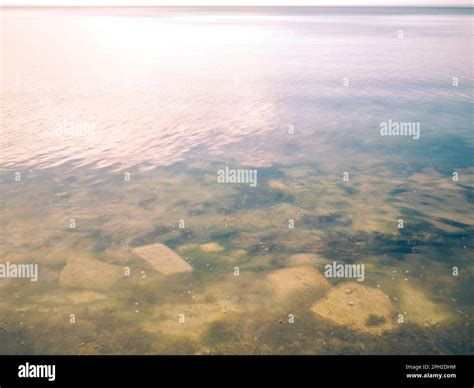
[
  {"xmin": 399, "ymin": 283, "xmax": 453, "ymax": 326},
  {"xmin": 142, "ymin": 299, "xmax": 240, "ymax": 339},
  {"xmin": 38, "ymin": 291, "xmax": 110, "ymax": 306}
]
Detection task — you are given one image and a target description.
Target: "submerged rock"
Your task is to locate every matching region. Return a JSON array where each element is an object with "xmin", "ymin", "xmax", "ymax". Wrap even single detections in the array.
[
  {"xmin": 266, "ymin": 265, "xmax": 331, "ymax": 298},
  {"xmin": 199, "ymin": 242, "xmax": 225, "ymax": 252},
  {"xmin": 267, "ymin": 180, "xmax": 288, "ymax": 191},
  {"xmin": 59, "ymin": 257, "xmax": 123, "ymax": 290},
  {"xmin": 133, "ymin": 243, "xmax": 192, "ymax": 275},
  {"xmin": 311, "ymin": 282, "xmax": 397, "ymax": 334}
]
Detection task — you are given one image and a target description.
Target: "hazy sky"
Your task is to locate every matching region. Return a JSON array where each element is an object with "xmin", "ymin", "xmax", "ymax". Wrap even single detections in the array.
[{"xmin": 1, "ymin": 0, "xmax": 470, "ymax": 6}]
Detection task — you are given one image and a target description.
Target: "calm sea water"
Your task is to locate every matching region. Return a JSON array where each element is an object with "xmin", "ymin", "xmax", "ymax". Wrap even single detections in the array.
[
  {"xmin": 2, "ymin": 7, "xmax": 473, "ymax": 170},
  {"xmin": 0, "ymin": 7, "xmax": 473, "ymax": 355}
]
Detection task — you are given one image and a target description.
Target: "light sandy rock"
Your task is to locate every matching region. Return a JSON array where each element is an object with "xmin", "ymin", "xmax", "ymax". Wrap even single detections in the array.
[
  {"xmin": 266, "ymin": 265, "xmax": 331, "ymax": 298},
  {"xmin": 133, "ymin": 243, "xmax": 192, "ymax": 275},
  {"xmin": 59, "ymin": 257, "xmax": 123, "ymax": 290},
  {"xmin": 199, "ymin": 242, "xmax": 225, "ymax": 252},
  {"xmin": 268, "ymin": 180, "xmax": 288, "ymax": 191},
  {"xmin": 311, "ymin": 282, "xmax": 397, "ymax": 334},
  {"xmin": 230, "ymin": 249, "xmax": 247, "ymax": 258}
]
